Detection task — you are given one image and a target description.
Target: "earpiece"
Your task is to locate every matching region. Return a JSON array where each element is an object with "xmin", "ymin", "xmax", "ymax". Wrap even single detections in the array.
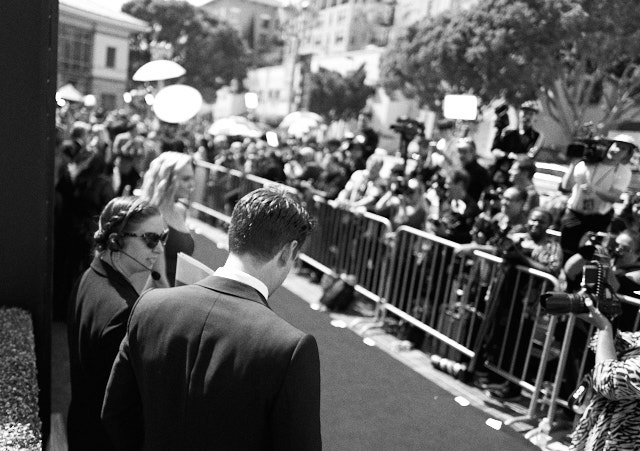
[{"xmin": 107, "ymin": 232, "xmax": 124, "ymax": 252}]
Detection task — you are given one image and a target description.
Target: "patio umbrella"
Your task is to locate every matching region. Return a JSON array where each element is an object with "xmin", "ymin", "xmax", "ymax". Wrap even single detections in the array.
[
  {"xmin": 208, "ymin": 116, "xmax": 263, "ymax": 138},
  {"xmin": 278, "ymin": 111, "xmax": 323, "ymax": 129},
  {"xmin": 152, "ymin": 84, "xmax": 202, "ymax": 124},
  {"xmin": 56, "ymin": 83, "xmax": 84, "ymax": 102},
  {"xmin": 132, "ymin": 60, "xmax": 186, "ymax": 82}
]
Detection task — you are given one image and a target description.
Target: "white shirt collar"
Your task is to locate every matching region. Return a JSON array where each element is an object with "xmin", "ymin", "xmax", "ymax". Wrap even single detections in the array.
[{"xmin": 214, "ymin": 266, "xmax": 269, "ymax": 301}]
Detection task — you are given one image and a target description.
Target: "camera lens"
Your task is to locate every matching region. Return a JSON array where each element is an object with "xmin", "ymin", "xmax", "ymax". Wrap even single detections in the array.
[{"xmin": 541, "ymin": 292, "xmax": 589, "ymax": 315}]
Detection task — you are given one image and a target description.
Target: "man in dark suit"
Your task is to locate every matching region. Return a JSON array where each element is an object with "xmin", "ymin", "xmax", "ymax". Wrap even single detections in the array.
[{"xmin": 102, "ymin": 187, "xmax": 321, "ymax": 450}]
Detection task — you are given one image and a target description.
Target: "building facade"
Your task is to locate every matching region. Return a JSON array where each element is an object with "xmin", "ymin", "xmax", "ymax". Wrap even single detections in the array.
[
  {"xmin": 200, "ymin": 0, "xmax": 283, "ymax": 66},
  {"xmin": 58, "ymin": 0, "xmax": 146, "ymax": 110}
]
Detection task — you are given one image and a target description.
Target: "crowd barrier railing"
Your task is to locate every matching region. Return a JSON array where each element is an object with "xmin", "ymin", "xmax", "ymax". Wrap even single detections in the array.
[
  {"xmin": 303, "ymin": 196, "xmax": 393, "ymax": 299},
  {"xmin": 192, "ymin": 160, "xmax": 640, "ymax": 430},
  {"xmin": 193, "ymin": 160, "xmax": 296, "ymax": 222}
]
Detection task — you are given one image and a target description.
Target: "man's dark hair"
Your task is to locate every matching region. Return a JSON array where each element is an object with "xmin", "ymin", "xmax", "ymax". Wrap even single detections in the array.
[{"xmin": 229, "ymin": 187, "xmax": 316, "ymax": 261}]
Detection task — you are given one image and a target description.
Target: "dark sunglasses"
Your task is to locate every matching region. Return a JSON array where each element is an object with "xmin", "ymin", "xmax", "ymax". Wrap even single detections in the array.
[{"xmin": 122, "ymin": 229, "xmax": 169, "ymax": 249}]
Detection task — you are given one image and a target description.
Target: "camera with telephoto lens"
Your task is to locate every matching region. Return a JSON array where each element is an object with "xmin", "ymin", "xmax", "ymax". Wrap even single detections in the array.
[
  {"xmin": 390, "ymin": 117, "xmax": 425, "ymax": 142},
  {"xmin": 541, "ymin": 261, "xmax": 622, "ymax": 320}
]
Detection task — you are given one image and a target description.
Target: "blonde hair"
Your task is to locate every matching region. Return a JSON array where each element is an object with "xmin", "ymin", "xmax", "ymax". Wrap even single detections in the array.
[{"xmin": 140, "ymin": 151, "xmax": 193, "ymax": 207}]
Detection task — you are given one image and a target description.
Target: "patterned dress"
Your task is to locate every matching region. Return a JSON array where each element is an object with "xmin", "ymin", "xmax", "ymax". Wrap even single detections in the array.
[{"xmin": 570, "ymin": 331, "xmax": 640, "ymax": 450}]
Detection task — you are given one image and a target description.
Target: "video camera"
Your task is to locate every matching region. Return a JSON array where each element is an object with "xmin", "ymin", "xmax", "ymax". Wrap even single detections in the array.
[
  {"xmin": 390, "ymin": 117, "xmax": 425, "ymax": 142},
  {"xmin": 566, "ymin": 136, "xmax": 615, "ymax": 164},
  {"xmin": 541, "ymin": 261, "xmax": 621, "ymax": 320}
]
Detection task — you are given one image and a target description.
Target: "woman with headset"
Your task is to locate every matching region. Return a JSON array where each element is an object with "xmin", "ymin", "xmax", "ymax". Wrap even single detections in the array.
[
  {"xmin": 139, "ymin": 151, "xmax": 195, "ymax": 286},
  {"xmin": 67, "ymin": 196, "xmax": 166, "ymax": 450}
]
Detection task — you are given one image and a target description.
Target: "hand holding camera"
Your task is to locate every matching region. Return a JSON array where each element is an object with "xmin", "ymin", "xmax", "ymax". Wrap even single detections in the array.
[
  {"xmin": 578, "ymin": 297, "xmax": 612, "ymax": 331},
  {"xmin": 541, "ymin": 261, "xmax": 622, "ymax": 320}
]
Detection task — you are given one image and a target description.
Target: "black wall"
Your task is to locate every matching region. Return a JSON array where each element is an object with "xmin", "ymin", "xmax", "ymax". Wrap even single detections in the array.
[{"xmin": 0, "ymin": 0, "xmax": 57, "ymax": 442}]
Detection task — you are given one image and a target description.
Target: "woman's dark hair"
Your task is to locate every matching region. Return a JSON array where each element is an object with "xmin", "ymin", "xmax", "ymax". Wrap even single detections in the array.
[
  {"xmin": 228, "ymin": 187, "xmax": 316, "ymax": 261},
  {"xmin": 93, "ymin": 196, "xmax": 160, "ymax": 251}
]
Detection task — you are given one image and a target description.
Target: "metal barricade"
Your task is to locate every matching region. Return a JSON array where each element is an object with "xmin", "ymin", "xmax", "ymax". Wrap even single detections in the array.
[
  {"xmin": 192, "ymin": 160, "xmax": 296, "ymax": 223},
  {"xmin": 303, "ymin": 196, "xmax": 393, "ymax": 299},
  {"xmin": 191, "ymin": 161, "xmax": 392, "ymax": 303},
  {"xmin": 378, "ymin": 231, "xmax": 563, "ymax": 424},
  {"xmin": 381, "ymin": 227, "xmax": 474, "ymax": 357}
]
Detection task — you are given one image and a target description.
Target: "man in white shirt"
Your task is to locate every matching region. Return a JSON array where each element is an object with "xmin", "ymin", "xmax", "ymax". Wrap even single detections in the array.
[
  {"xmin": 102, "ymin": 187, "xmax": 321, "ymax": 450},
  {"xmin": 560, "ymin": 134, "xmax": 635, "ymax": 255}
]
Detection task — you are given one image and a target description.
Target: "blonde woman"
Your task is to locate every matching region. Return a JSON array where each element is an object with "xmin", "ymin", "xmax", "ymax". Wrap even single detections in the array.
[{"xmin": 140, "ymin": 151, "xmax": 196, "ymax": 286}]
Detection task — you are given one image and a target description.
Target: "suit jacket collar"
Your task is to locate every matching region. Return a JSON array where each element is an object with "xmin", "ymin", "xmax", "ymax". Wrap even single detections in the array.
[
  {"xmin": 196, "ymin": 275, "xmax": 271, "ymax": 310},
  {"xmin": 90, "ymin": 256, "xmax": 140, "ymax": 306}
]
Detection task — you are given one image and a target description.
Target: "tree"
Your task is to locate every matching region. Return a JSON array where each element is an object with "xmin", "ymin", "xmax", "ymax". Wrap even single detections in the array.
[
  {"xmin": 380, "ymin": 0, "xmax": 640, "ymax": 140},
  {"xmin": 122, "ymin": 0, "xmax": 249, "ymax": 102},
  {"xmin": 307, "ymin": 65, "xmax": 375, "ymax": 119}
]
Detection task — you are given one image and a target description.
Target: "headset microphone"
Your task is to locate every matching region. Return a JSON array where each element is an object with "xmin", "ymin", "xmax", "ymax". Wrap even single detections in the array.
[{"xmin": 120, "ymin": 250, "xmax": 161, "ymax": 280}]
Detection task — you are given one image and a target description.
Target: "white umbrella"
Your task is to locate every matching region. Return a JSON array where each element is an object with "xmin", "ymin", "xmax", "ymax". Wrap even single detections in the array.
[
  {"xmin": 278, "ymin": 111, "xmax": 323, "ymax": 129},
  {"xmin": 208, "ymin": 116, "xmax": 263, "ymax": 138},
  {"xmin": 56, "ymin": 83, "xmax": 84, "ymax": 102},
  {"xmin": 132, "ymin": 60, "xmax": 186, "ymax": 82},
  {"xmin": 285, "ymin": 116, "xmax": 323, "ymax": 138},
  {"xmin": 152, "ymin": 84, "xmax": 202, "ymax": 124}
]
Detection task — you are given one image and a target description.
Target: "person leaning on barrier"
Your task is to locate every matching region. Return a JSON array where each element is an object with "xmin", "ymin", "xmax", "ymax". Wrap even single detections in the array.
[
  {"xmin": 102, "ymin": 187, "xmax": 321, "ymax": 451},
  {"xmin": 569, "ymin": 298, "xmax": 640, "ymax": 450},
  {"xmin": 374, "ymin": 177, "xmax": 428, "ymax": 231},
  {"xmin": 454, "ymin": 186, "xmax": 528, "ymax": 256},
  {"xmin": 427, "ymin": 169, "xmax": 480, "ymax": 244},
  {"xmin": 331, "ymin": 153, "xmax": 385, "ymax": 213},
  {"xmin": 481, "ymin": 208, "xmax": 563, "ymax": 400}
]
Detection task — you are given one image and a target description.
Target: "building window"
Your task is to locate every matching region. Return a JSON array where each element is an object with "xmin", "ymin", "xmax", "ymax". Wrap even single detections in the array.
[
  {"xmin": 58, "ymin": 24, "xmax": 93, "ymax": 90},
  {"xmin": 106, "ymin": 47, "xmax": 116, "ymax": 68},
  {"xmin": 101, "ymin": 93, "xmax": 116, "ymax": 110},
  {"xmin": 335, "ymin": 33, "xmax": 344, "ymax": 44},
  {"xmin": 260, "ymin": 15, "xmax": 271, "ymax": 29}
]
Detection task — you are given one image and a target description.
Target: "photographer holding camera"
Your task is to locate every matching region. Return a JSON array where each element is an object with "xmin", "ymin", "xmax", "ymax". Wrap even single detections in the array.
[
  {"xmin": 568, "ymin": 298, "xmax": 640, "ymax": 450},
  {"xmin": 479, "ymin": 208, "xmax": 563, "ymax": 400},
  {"xmin": 490, "ymin": 101, "xmax": 542, "ymax": 188},
  {"xmin": 375, "ymin": 177, "xmax": 428, "ymax": 231},
  {"xmin": 560, "ymin": 135, "xmax": 636, "ymax": 256}
]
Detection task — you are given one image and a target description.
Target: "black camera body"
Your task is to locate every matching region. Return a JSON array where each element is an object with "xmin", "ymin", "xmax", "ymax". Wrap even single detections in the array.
[
  {"xmin": 390, "ymin": 117, "xmax": 425, "ymax": 142},
  {"xmin": 541, "ymin": 261, "xmax": 621, "ymax": 320},
  {"xmin": 494, "ymin": 104, "xmax": 510, "ymax": 130}
]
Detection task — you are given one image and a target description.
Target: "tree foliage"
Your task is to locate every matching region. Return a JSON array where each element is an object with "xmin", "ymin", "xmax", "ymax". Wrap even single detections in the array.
[
  {"xmin": 307, "ymin": 65, "xmax": 375, "ymax": 119},
  {"xmin": 122, "ymin": 0, "xmax": 250, "ymax": 102},
  {"xmin": 380, "ymin": 0, "xmax": 640, "ymax": 139}
]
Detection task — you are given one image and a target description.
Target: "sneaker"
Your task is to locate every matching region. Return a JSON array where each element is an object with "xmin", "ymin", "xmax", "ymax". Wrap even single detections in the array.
[{"xmin": 487, "ymin": 382, "xmax": 521, "ymax": 401}]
